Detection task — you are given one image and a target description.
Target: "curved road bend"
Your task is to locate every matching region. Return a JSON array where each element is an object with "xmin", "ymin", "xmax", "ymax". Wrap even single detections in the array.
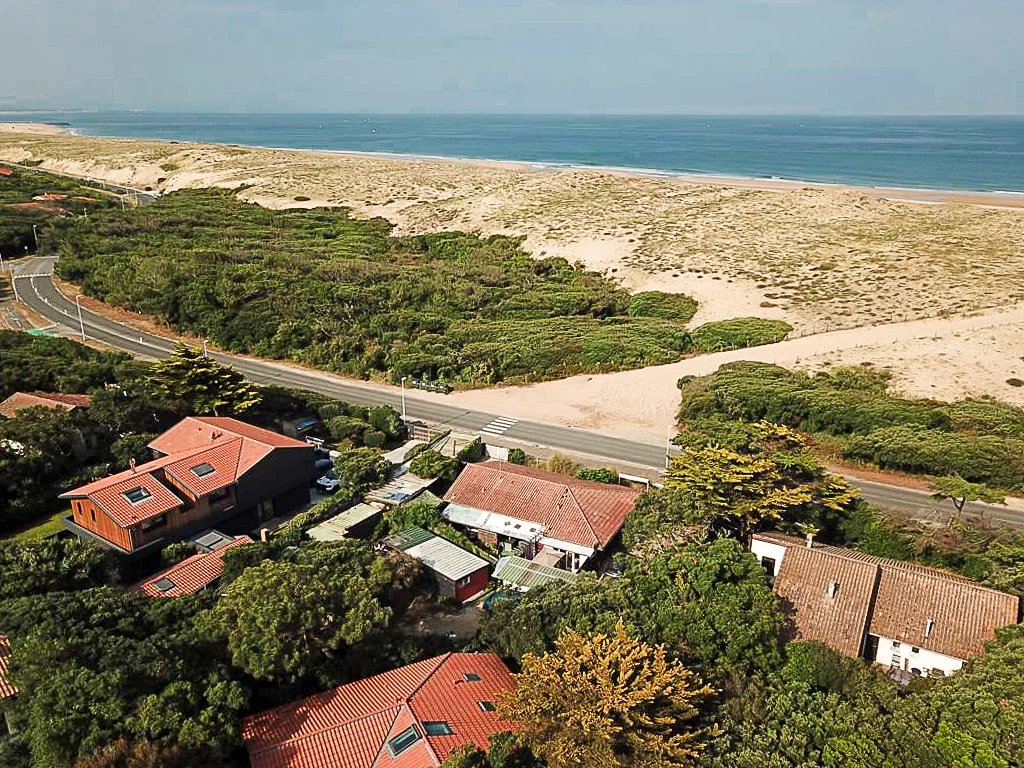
[{"xmin": 12, "ymin": 258, "xmax": 1023, "ymax": 528}]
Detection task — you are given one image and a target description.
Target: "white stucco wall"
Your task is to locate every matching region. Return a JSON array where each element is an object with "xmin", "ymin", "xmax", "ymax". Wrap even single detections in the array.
[
  {"xmin": 751, "ymin": 538, "xmax": 788, "ymax": 579},
  {"xmin": 872, "ymin": 635, "xmax": 965, "ymax": 677}
]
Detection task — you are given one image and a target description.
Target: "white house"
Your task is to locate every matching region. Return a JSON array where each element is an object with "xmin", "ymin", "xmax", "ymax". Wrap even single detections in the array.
[{"xmin": 751, "ymin": 531, "xmax": 1020, "ymax": 678}]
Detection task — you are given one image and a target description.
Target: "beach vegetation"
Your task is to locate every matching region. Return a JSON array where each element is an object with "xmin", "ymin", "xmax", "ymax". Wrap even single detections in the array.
[
  {"xmin": 677, "ymin": 362, "xmax": 1024, "ymax": 488},
  {"xmin": 689, "ymin": 317, "xmax": 792, "ymax": 352}
]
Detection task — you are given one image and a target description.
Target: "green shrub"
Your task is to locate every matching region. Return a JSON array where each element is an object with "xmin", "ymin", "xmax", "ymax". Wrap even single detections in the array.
[
  {"xmin": 409, "ymin": 449, "xmax": 460, "ymax": 481},
  {"xmin": 362, "ymin": 428, "xmax": 387, "ymax": 448},
  {"xmin": 689, "ymin": 318, "xmax": 792, "ymax": 352},
  {"xmin": 457, "ymin": 438, "xmax": 485, "ymax": 463},
  {"xmin": 507, "ymin": 448, "xmax": 528, "ymax": 465},
  {"xmin": 627, "ymin": 291, "xmax": 698, "ymax": 322},
  {"xmin": 575, "ymin": 467, "xmax": 619, "ymax": 484}
]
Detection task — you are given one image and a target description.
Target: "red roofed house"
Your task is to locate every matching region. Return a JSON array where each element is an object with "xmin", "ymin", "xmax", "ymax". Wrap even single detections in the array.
[
  {"xmin": 134, "ymin": 530, "xmax": 252, "ymax": 598},
  {"xmin": 0, "ymin": 635, "xmax": 16, "ymax": 738},
  {"xmin": 442, "ymin": 461, "xmax": 641, "ymax": 572},
  {"xmin": 61, "ymin": 417, "xmax": 315, "ymax": 558},
  {"xmin": 0, "ymin": 167, "xmax": 13, "ymax": 177},
  {"xmin": 752, "ymin": 531, "xmax": 1020, "ymax": 679},
  {"xmin": 0, "ymin": 391, "xmax": 92, "ymax": 419},
  {"xmin": 242, "ymin": 652, "xmax": 516, "ymax": 768}
]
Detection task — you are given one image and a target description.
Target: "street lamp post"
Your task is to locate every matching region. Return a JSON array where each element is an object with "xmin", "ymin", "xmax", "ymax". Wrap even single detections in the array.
[
  {"xmin": 203, "ymin": 339, "xmax": 209, "ymax": 358},
  {"xmin": 75, "ymin": 294, "xmax": 86, "ymax": 340},
  {"xmin": 0, "ymin": 252, "xmax": 18, "ymax": 303},
  {"xmin": 32, "ymin": 224, "xmax": 39, "ymax": 251},
  {"xmin": 400, "ymin": 376, "xmax": 408, "ymax": 423}
]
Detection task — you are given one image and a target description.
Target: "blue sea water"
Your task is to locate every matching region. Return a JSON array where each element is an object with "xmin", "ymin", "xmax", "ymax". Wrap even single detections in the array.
[{"xmin": 6, "ymin": 112, "xmax": 1024, "ymax": 193}]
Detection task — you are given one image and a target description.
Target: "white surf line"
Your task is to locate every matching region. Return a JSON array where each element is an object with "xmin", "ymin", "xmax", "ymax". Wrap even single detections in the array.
[{"xmin": 481, "ymin": 416, "xmax": 518, "ymax": 436}]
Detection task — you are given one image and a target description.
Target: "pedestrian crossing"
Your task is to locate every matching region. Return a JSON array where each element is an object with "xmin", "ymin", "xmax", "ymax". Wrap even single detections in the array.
[{"xmin": 481, "ymin": 416, "xmax": 518, "ymax": 436}]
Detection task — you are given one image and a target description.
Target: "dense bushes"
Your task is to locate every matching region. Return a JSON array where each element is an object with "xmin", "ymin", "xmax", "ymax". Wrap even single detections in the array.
[
  {"xmin": 50, "ymin": 188, "xmax": 701, "ymax": 386},
  {"xmin": 678, "ymin": 362, "xmax": 1024, "ymax": 488},
  {"xmin": 689, "ymin": 317, "xmax": 792, "ymax": 352},
  {"xmin": 627, "ymin": 291, "xmax": 698, "ymax": 322}
]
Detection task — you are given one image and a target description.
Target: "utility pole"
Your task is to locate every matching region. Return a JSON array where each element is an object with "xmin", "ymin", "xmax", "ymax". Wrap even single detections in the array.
[
  {"xmin": 32, "ymin": 224, "xmax": 39, "ymax": 251},
  {"xmin": 400, "ymin": 376, "xmax": 408, "ymax": 423},
  {"xmin": 1, "ymin": 252, "xmax": 19, "ymax": 302},
  {"xmin": 203, "ymin": 339, "xmax": 209, "ymax": 358},
  {"xmin": 75, "ymin": 294, "xmax": 86, "ymax": 340}
]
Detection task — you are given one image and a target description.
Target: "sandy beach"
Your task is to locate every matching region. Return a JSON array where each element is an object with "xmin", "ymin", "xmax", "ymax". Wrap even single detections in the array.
[{"xmin": 2, "ymin": 122, "xmax": 1023, "ymax": 442}]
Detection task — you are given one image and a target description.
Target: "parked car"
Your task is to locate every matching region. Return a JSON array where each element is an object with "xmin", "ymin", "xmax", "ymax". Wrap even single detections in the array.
[{"xmin": 315, "ymin": 470, "xmax": 341, "ymax": 494}]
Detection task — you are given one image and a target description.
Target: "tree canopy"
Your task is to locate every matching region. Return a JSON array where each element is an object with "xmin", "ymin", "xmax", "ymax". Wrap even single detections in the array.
[{"xmin": 501, "ymin": 621, "xmax": 714, "ymax": 768}]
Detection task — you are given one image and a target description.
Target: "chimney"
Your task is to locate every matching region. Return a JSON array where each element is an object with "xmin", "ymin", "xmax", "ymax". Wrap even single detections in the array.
[
  {"xmin": 259, "ymin": 528, "xmax": 269, "ymax": 543},
  {"xmin": 129, "ymin": 458, "xmax": 137, "ymax": 473},
  {"xmin": 805, "ymin": 532, "xmax": 815, "ymax": 548}
]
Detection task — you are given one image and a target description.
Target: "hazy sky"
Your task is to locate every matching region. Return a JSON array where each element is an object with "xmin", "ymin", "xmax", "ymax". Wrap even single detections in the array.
[{"xmin": 3, "ymin": 0, "xmax": 1021, "ymax": 114}]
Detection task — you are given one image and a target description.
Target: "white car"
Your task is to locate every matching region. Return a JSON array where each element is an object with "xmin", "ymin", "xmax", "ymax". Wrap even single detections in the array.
[{"xmin": 315, "ymin": 471, "xmax": 341, "ymax": 494}]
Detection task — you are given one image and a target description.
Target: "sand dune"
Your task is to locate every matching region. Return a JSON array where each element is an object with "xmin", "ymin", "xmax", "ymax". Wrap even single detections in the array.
[{"xmin": 2, "ymin": 124, "xmax": 1023, "ymax": 438}]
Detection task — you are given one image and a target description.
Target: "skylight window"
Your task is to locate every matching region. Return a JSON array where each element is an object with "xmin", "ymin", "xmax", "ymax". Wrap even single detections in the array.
[
  {"xmin": 387, "ymin": 725, "xmax": 421, "ymax": 756},
  {"xmin": 190, "ymin": 462, "xmax": 215, "ymax": 478},
  {"xmin": 463, "ymin": 672, "xmax": 481, "ymax": 682},
  {"xmin": 423, "ymin": 721, "xmax": 454, "ymax": 736},
  {"xmin": 477, "ymin": 701, "xmax": 497, "ymax": 712},
  {"xmin": 123, "ymin": 486, "xmax": 152, "ymax": 504},
  {"xmin": 154, "ymin": 578, "xmax": 176, "ymax": 593}
]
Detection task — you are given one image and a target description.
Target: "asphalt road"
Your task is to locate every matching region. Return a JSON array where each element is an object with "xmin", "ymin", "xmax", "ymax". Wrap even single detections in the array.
[{"xmin": 11, "ymin": 256, "xmax": 1023, "ymax": 528}]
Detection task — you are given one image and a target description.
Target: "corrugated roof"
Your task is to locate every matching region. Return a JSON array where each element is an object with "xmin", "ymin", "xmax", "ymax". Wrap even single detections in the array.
[
  {"xmin": 384, "ymin": 527, "xmax": 490, "ymax": 582},
  {"xmin": 493, "ymin": 555, "xmax": 577, "ymax": 591},
  {"xmin": 0, "ymin": 391, "xmax": 92, "ymax": 419},
  {"xmin": 242, "ymin": 653, "xmax": 515, "ymax": 768},
  {"xmin": 754, "ymin": 532, "xmax": 1021, "ymax": 661},
  {"xmin": 443, "ymin": 462, "xmax": 640, "ymax": 549},
  {"xmin": 134, "ymin": 535, "xmax": 252, "ymax": 598},
  {"xmin": 0, "ymin": 635, "xmax": 16, "ymax": 699},
  {"xmin": 307, "ymin": 503, "xmax": 383, "ymax": 542}
]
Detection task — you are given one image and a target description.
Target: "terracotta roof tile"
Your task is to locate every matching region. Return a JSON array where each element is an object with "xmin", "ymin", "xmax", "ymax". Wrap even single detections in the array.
[
  {"xmin": 754, "ymin": 532, "xmax": 1020, "ymax": 661},
  {"xmin": 149, "ymin": 417, "xmax": 308, "ymax": 476},
  {"xmin": 61, "ymin": 438, "xmax": 248, "ymax": 526},
  {"xmin": 242, "ymin": 653, "xmax": 515, "ymax": 768},
  {"xmin": 134, "ymin": 536, "xmax": 252, "ymax": 598},
  {"xmin": 0, "ymin": 635, "xmax": 16, "ymax": 699},
  {"xmin": 443, "ymin": 462, "xmax": 640, "ymax": 549},
  {"xmin": 0, "ymin": 391, "xmax": 92, "ymax": 419}
]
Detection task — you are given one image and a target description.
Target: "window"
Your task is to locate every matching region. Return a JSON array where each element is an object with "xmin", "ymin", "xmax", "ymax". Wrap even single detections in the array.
[
  {"xmin": 123, "ymin": 486, "xmax": 151, "ymax": 504},
  {"xmin": 463, "ymin": 672, "xmax": 481, "ymax": 682},
  {"xmin": 90, "ymin": 508, "xmax": 96, "ymax": 522},
  {"xmin": 827, "ymin": 580, "xmax": 839, "ymax": 599},
  {"xmin": 423, "ymin": 722, "xmax": 454, "ymax": 736},
  {"xmin": 477, "ymin": 701, "xmax": 496, "ymax": 712},
  {"xmin": 387, "ymin": 726, "xmax": 421, "ymax": 757},
  {"xmin": 190, "ymin": 462, "xmax": 215, "ymax": 478},
  {"xmin": 154, "ymin": 577, "xmax": 176, "ymax": 593},
  {"xmin": 911, "ymin": 647, "xmax": 920, "ymax": 654},
  {"xmin": 924, "ymin": 618, "xmax": 935, "ymax": 638},
  {"xmin": 759, "ymin": 556, "xmax": 777, "ymax": 584},
  {"xmin": 891, "ymin": 640, "xmax": 901, "ymax": 649},
  {"xmin": 457, "ymin": 575, "xmax": 473, "ymax": 587}
]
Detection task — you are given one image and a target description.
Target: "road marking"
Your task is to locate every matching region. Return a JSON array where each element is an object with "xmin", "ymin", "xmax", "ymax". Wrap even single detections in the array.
[{"xmin": 481, "ymin": 416, "xmax": 517, "ymax": 435}]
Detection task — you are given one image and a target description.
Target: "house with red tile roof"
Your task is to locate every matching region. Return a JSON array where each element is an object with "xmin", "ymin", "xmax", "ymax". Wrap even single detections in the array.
[
  {"xmin": 0, "ymin": 391, "xmax": 92, "ymax": 419},
  {"xmin": 61, "ymin": 417, "xmax": 315, "ymax": 558},
  {"xmin": 242, "ymin": 652, "xmax": 516, "ymax": 768},
  {"xmin": 134, "ymin": 531, "xmax": 252, "ymax": 598},
  {"xmin": 442, "ymin": 461, "xmax": 641, "ymax": 572},
  {"xmin": 752, "ymin": 531, "xmax": 1020, "ymax": 679},
  {"xmin": 0, "ymin": 635, "xmax": 16, "ymax": 738},
  {"xmin": 0, "ymin": 167, "xmax": 14, "ymax": 176}
]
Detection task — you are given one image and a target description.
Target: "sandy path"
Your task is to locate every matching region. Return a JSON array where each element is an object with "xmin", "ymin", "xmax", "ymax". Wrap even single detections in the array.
[{"xmin": 428, "ymin": 302, "xmax": 1024, "ymax": 443}]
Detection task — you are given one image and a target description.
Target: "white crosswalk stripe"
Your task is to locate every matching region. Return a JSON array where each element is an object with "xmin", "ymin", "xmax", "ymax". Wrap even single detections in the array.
[{"xmin": 481, "ymin": 416, "xmax": 518, "ymax": 435}]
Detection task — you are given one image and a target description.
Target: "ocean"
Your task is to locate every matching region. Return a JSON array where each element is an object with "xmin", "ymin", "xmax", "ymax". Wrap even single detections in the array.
[{"xmin": 6, "ymin": 112, "xmax": 1024, "ymax": 193}]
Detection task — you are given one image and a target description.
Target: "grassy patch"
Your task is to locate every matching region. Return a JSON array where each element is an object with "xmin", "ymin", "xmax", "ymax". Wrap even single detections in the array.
[
  {"xmin": 5, "ymin": 508, "xmax": 70, "ymax": 542},
  {"xmin": 689, "ymin": 317, "xmax": 792, "ymax": 352}
]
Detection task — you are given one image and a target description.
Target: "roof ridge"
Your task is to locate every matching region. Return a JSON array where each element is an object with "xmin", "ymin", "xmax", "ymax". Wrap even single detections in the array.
[
  {"xmin": 369, "ymin": 705, "xmax": 409, "ymax": 768},
  {"xmin": 405, "ymin": 652, "xmax": 453, "ymax": 706},
  {"xmin": 561, "ymin": 486, "xmax": 600, "ymax": 547}
]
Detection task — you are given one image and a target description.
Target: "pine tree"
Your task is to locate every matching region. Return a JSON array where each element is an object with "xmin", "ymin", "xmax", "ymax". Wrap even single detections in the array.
[{"xmin": 149, "ymin": 344, "xmax": 261, "ymax": 416}]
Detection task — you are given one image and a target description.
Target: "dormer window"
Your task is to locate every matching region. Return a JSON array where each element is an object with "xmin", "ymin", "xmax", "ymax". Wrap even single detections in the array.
[
  {"xmin": 123, "ymin": 486, "xmax": 151, "ymax": 504},
  {"xmin": 387, "ymin": 725, "xmax": 421, "ymax": 756},
  {"xmin": 925, "ymin": 618, "xmax": 935, "ymax": 638},
  {"xmin": 190, "ymin": 462, "xmax": 215, "ymax": 478},
  {"xmin": 827, "ymin": 581, "xmax": 839, "ymax": 599}
]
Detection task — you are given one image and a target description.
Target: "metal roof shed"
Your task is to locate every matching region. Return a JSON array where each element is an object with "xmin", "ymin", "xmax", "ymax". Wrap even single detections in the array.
[
  {"xmin": 307, "ymin": 503, "xmax": 383, "ymax": 541},
  {"xmin": 493, "ymin": 555, "xmax": 577, "ymax": 591},
  {"xmin": 383, "ymin": 527, "xmax": 491, "ymax": 603}
]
